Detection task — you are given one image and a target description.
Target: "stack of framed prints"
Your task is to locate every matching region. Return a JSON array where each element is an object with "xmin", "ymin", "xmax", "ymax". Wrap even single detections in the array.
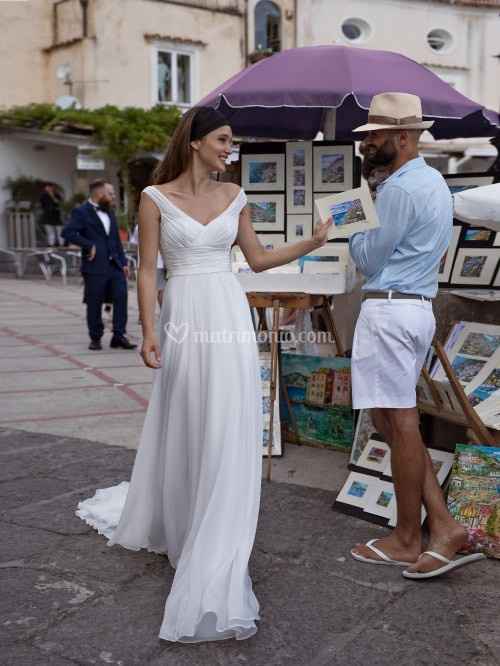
[
  {"xmin": 240, "ymin": 141, "xmax": 356, "ymax": 248},
  {"xmin": 430, "ymin": 321, "xmax": 500, "ymax": 431},
  {"xmin": 259, "ymin": 351, "xmax": 283, "ymax": 457},
  {"xmin": 334, "ymin": 409, "xmax": 454, "ymax": 525},
  {"xmin": 439, "ymin": 173, "xmax": 499, "ymax": 289}
]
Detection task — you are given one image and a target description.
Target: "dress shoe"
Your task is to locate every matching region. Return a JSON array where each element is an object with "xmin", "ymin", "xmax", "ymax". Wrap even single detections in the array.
[
  {"xmin": 110, "ymin": 335, "xmax": 137, "ymax": 350},
  {"xmin": 88, "ymin": 339, "xmax": 102, "ymax": 351}
]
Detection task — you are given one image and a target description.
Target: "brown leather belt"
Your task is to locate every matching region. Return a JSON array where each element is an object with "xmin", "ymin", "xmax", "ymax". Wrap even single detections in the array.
[{"xmin": 362, "ymin": 290, "xmax": 432, "ymax": 302}]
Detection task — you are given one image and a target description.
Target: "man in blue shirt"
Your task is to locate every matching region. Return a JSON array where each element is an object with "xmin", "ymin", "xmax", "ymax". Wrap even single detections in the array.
[{"xmin": 349, "ymin": 93, "xmax": 476, "ymax": 579}]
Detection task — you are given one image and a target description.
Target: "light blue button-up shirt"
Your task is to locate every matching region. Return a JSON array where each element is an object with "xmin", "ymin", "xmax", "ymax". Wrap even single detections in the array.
[{"xmin": 349, "ymin": 156, "xmax": 453, "ymax": 298}]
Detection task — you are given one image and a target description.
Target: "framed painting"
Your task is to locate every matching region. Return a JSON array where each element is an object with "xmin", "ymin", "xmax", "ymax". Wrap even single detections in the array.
[
  {"xmin": 286, "ymin": 142, "xmax": 313, "ymax": 214},
  {"xmin": 349, "ymin": 409, "xmax": 379, "ymax": 467},
  {"xmin": 438, "ymin": 225, "xmax": 461, "ymax": 284},
  {"xmin": 363, "ymin": 479, "xmax": 396, "ymax": 522},
  {"xmin": 355, "ymin": 438, "xmax": 391, "ymax": 475},
  {"xmin": 247, "ymin": 194, "xmax": 285, "ymax": 232},
  {"xmin": 336, "ymin": 471, "xmax": 375, "ymax": 510},
  {"xmin": 461, "ymin": 227, "xmax": 495, "ymax": 247},
  {"xmin": 313, "ymin": 142, "xmax": 354, "ymax": 192},
  {"xmin": 450, "ymin": 248, "xmax": 499, "ymax": 286},
  {"xmin": 286, "ymin": 215, "xmax": 313, "ymax": 243},
  {"xmin": 257, "ymin": 233, "xmax": 286, "ymax": 250},
  {"xmin": 241, "ymin": 153, "xmax": 285, "ymax": 191}
]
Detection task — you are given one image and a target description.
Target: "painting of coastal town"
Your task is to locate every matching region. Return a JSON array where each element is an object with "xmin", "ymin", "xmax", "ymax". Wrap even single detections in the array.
[
  {"xmin": 329, "ymin": 199, "xmax": 366, "ymax": 228},
  {"xmin": 281, "ymin": 352, "xmax": 353, "ymax": 451},
  {"xmin": 447, "ymin": 444, "xmax": 500, "ymax": 559},
  {"xmin": 320, "ymin": 154, "xmax": 345, "ymax": 184}
]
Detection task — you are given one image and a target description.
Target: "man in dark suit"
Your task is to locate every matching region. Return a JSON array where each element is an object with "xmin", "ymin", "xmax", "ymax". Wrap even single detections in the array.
[{"xmin": 62, "ymin": 179, "xmax": 137, "ymax": 351}]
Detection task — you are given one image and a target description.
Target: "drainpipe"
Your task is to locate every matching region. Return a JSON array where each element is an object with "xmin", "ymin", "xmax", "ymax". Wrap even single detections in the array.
[{"xmin": 80, "ymin": 0, "xmax": 89, "ymax": 38}]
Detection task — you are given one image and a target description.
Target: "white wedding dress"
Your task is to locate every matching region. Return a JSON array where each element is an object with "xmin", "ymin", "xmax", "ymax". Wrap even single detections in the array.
[{"xmin": 76, "ymin": 186, "xmax": 263, "ymax": 642}]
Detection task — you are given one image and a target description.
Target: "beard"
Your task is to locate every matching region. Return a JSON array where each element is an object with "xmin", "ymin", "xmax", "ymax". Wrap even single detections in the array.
[{"xmin": 360, "ymin": 138, "xmax": 397, "ymax": 191}]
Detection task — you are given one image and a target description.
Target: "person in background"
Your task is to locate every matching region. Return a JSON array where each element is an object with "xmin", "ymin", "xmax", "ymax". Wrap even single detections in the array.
[
  {"xmin": 39, "ymin": 182, "xmax": 63, "ymax": 247},
  {"xmin": 62, "ymin": 179, "xmax": 137, "ymax": 351}
]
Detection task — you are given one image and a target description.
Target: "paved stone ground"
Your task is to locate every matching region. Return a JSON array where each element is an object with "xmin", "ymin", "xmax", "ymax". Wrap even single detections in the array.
[
  {"xmin": 1, "ymin": 277, "xmax": 499, "ymax": 665},
  {"xmin": 1, "ymin": 427, "xmax": 499, "ymax": 666}
]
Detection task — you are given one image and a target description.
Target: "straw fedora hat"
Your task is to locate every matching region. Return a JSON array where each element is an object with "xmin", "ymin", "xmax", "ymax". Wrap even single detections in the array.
[{"xmin": 353, "ymin": 92, "xmax": 434, "ymax": 133}]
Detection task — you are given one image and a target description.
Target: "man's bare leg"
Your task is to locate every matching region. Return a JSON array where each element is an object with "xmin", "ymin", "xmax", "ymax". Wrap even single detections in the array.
[
  {"xmin": 352, "ymin": 408, "xmax": 423, "ymax": 563},
  {"xmin": 406, "ymin": 446, "xmax": 467, "ymax": 573}
]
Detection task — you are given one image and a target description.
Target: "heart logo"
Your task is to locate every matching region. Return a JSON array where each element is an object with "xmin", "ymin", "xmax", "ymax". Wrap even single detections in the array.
[{"xmin": 164, "ymin": 322, "xmax": 189, "ymax": 344}]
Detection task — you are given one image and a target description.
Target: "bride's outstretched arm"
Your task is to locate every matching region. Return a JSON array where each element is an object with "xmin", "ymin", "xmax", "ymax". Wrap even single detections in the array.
[
  {"xmin": 236, "ymin": 205, "xmax": 331, "ymax": 273},
  {"xmin": 138, "ymin": 193, "xmax": 162, "ymax": 369}
]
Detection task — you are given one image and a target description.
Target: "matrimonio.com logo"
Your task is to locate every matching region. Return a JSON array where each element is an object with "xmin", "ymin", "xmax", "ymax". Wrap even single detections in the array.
[{"xmin": 164, "ymin": 322, "xmax": 335, "ymax": 346}]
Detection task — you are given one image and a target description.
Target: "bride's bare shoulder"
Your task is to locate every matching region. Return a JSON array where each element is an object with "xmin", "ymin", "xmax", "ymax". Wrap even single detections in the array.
[{"xmin": 219, "ymin": 182, "xmax": 242, "ymax": 199}]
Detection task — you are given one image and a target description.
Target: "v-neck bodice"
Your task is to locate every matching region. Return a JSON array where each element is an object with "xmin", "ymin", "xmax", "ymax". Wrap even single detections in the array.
[{"xmin": 143, "ymin": 186, "xmax": 246, "ymax": 277}]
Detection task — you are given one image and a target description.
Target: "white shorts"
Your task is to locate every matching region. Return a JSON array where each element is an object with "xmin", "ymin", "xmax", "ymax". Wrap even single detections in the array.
[{"xmin": 351, "ymin": 298, "xmax": 435, "ymax": 410}]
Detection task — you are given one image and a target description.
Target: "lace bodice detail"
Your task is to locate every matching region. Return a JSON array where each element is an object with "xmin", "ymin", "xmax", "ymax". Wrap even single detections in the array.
[{"xmin": 143, "ymin": 186, "xmax": 246, "ymax": 277}]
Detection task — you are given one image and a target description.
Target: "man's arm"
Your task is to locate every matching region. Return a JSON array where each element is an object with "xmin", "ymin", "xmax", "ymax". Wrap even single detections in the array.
[
  {"xmin": 349, "ymin": 185, "xmax": 414, "ymax": 277},
  {"xmin": 61, "ymin": 207, "xmax": 93, "ymax": 249}
]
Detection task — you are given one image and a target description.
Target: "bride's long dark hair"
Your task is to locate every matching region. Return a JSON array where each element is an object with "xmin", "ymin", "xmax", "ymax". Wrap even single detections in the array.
[{"xmin": 152, "ymin": 108, "xmax": 199, "ymax": 185}]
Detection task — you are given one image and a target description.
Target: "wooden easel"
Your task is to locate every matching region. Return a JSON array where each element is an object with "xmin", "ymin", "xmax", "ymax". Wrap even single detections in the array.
[
  {"xmin": 246, "ymin": 291, "xmax": 345, "ymax": 481},
  {"xmin": 419, "ymin": 340, "xmax": 497, "ymax": 446}
]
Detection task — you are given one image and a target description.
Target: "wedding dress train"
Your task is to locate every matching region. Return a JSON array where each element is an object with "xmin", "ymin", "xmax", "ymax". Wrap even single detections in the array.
[{"xmin": 76, "ymin": 186, "xmax": 263, "ymax": 642}]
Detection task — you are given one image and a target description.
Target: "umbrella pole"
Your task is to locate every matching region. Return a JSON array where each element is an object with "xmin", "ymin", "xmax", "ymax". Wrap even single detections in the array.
[{"xmin": 323, "ymin": 109, "xmax": 337, "ymax": 140}]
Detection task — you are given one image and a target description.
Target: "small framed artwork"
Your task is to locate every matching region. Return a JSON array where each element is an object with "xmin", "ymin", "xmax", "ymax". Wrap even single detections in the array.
[
  {"xmin": 444, "ymin": 173, "xmax": 494, "ymax": 194},
  {"xmin": 286, "ymin": 214, "xmax": 313, "ymax": 243},
  {"xmin": 450, "ymin": 248, "xmax": 499, "ymax": 286},
  {"xmin": 257, "ymin": 233, "xmax": 286, "ymax": 250},
  {"xmin": 336, "ymin": 472, "xmax": 375, "ymax": 511},
  {"xmin": 313, "ymin": 142, "xmax": 354, "ymax": 192},
  {"xmin": 349, "ymin": 409, "xmax": 379, "ymax": 467},
  {"xmin": 438, "ymin": 225, "xmax": 461, "ymax": 284},
  {"xmin": 363, "ymin": 480, "xmax": 396, "ymax": 522},
  {"xmin": 286, "ymin": 142, "xmax": 313, "ymax": 214},
  {"xmin": 260, "ymin": 352, "xmax": 282, "ymax": 457},
  {"xmin": 247, "ymin": 194, "xmax": 285, "ymax": 232},
  {"xmin": 461, "ymin": 227, "xmax": 495, "ymax": 246},
  {"xmin": 356, "ymin": 439, "xmax": 391, "ymax": 474},
  {"xmin": 241, "ymin": 153, "xmax": 285, "ymax": 191},
  {"xmin": 316, "ymin": 186, "xmax": 380, "ymax": 240}
]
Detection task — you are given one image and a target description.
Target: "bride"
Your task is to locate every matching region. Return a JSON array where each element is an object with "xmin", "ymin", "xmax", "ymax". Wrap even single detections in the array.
[{"xmin": 76, "ymin": 106, "xmax": 331, "ymax": 643}]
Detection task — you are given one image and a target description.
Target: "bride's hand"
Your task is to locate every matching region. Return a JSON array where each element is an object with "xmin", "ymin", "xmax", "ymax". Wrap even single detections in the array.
[
  {"xmin": 141, "ymin": 335, "xmax": 161, "ymax": 369},
  {"xmin": 312, "ymin": 217, "xmax": 332, "ymax": 248}
]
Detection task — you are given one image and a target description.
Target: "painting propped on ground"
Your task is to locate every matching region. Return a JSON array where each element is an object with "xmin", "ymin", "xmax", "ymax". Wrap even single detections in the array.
[{"xmin": 281, "ymin": 352, "xmax": 353, "ymax": 451}]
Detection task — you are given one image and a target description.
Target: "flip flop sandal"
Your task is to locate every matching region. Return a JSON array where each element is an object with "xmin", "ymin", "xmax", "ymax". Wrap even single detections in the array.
[
  {"xmin": 351, "ymin": 538, "xmax": 414, "ymax": 567},
  {"xmin": 402, "ymin": 550, "xmax": 486, "ymax": 580}
]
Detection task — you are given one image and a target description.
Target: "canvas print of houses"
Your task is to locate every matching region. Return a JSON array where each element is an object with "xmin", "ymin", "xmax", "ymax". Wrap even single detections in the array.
[
  {"xmin": 281, "ymin": 352, "xmax": 353, "ymax": 451},
  {"xmin": 447, "ymin": 443, "xmax": 500, "ymax": 559}
]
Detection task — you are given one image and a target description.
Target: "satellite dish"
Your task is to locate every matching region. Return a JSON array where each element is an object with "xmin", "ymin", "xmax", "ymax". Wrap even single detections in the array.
[{"xmin": 55, "ymin": 95, "xmax": 81, "ymax": 110}]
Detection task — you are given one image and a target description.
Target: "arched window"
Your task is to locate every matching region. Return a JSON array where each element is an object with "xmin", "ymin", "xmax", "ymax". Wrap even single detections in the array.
[{"xmin": 255, "ymin": 1, "xmax": 281, "ymax": 53}]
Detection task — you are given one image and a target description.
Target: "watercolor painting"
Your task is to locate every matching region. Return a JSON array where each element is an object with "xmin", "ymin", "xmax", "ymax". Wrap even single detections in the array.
[
  {"xmin": 329, "ymin": 199, "xmax": 366, "ymax": 227},
  {"xmin": 447, "ymin": 443, "xmax": 500, "ymax": 559},
  {"xmin": 293, "ymin": 189, "xmax": 306, "ymax": 206},
  {"xmin": 293, "ymin": 147, "xmax": 305, "ymax": 167},
  {"xmin": 249, "ymin": 160, "xmax": 277, "ymax": 184},
  {"xmin": 468, "ymin": 369, "xmax": 500, "ymax": 406},
  {"xmin": 460, "ymin": 255, "xmax": 487, "ymax": 278},
  {"xmin": 249, "ymin": 200, "xmax": 277, "ymax": 226},
  {"xmin": 281, "ymin": 352, "xmax": 353, "ymax": 451},
  {"xmin": 294, "ymin": 169, "xmax": 305, "ymax": 186},
  {"xmin": 451, "ymin": 355, "xmax": 487, "ymax": 384},
  {"xmin": 464, "ymin": 229, "xmax": 492, "ymax": 242},
  {"xmin": 459, "ymin": 333, "xmax": 500, "ymax": 358},
  {"xmin": 321, "ymin": 154, "xmax": 345, "ymax": 184}
]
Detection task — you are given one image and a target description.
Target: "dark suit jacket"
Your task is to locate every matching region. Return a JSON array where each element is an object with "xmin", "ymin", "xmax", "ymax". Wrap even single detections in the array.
[{"xmin": 62, "ymin": 201, "xmax": 127, "ymax": 275}]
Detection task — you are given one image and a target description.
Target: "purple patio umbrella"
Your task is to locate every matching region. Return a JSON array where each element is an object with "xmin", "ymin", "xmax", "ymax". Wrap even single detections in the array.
[{"xmin": 200, "ymin": 45, "xmax": 499, "ymax": 140}]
